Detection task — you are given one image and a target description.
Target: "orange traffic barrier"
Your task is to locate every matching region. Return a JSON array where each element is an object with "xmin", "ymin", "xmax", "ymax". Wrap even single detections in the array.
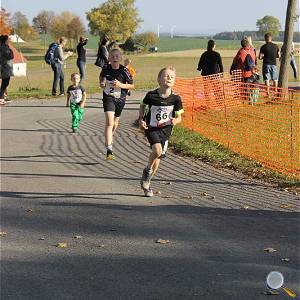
[{"xmin": 173, "ymin": 71, "xmax": 300, "ymax": 179}]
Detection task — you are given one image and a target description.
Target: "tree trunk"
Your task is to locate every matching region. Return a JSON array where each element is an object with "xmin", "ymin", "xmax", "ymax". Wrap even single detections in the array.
[
  {"xmin": 43, "ymin": 32, "xmax": 46, "ymax": 68},
  {"xmin": 278, "ymin": 0, "xmax": 297, "ymax": 89}
]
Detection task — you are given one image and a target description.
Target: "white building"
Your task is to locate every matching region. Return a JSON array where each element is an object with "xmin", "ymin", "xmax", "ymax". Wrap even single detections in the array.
[{"xmin": 10, "ymin": 44, "xmax": 27, "ymax": 77}]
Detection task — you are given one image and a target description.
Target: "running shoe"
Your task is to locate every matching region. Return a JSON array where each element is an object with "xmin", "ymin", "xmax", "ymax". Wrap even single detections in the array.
[
  {"xmin": 143, "ymin": 188, "xmax": 153, "ymax": 197},
  {"xmin": 140, "ymin": 167, "xmax": 152, "ymax": 190},
  {"xmin": 106, "ymin": 149, "xmax": 115, "ymax": 160}
]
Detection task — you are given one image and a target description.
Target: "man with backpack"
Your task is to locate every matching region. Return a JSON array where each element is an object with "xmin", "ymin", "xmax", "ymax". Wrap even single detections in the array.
[{"xmin": 45, "ymin": 37, "xmax": 73, "ymax": 96}]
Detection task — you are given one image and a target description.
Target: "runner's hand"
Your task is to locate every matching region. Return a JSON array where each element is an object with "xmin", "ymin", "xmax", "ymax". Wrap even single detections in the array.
[
  {"xmin": 139, "ymin": 119, "xmax": 148, "ymax": 130},
  {"xmin": 112, "ymin": 79, "xmax": 123, "ymax": 88}
]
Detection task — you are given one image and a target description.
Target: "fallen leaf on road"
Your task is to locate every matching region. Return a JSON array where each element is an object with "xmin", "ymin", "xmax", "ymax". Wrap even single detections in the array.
[
  {"xmin": 264, "ymin": 247, "xmax": 277, "ymax": 253},
  {"xmin": 56, "ymin": 243, "xmax": 67, "ymax": 248},
  {"xmin": 112, "ymin": 216, "xmax": 120, "ymax": 219},
  {"xmin": 281, "ymin": 258, "xmax": 290, "ymax": 262},
  {"xmin": 73, "ymin": 235, "xmax": 82, "ymax": 239},
  {"xmin": 0, "ymin": 232, "xmax": 7, "ymax": 237},
  {"xmin": 39, "ymin": 237, "xmax": 45, "ymax": 240},
  {"xmin": 162, "ymin": 196, "xmax": 171, "ymax": 199},
  {"xmin": 263, "ymin": 290, "xmax": 279, "ymax": 295},
  {"xmin": 98, "ymin": 244, "xmax": 105, "ymax": 248},
  {"xmin": 190, "ymin": 171, "xmax": 199, "ymax": 175},
  {"xmin": 155, "ymin": 238, "xmax": 170, "ymax": 244},
  {"xmin": 110, "ymin": 229, "xmax": 117, "ymax": 232},
  {"xmin": 199, "ymin": 192, "xmax": 208, "ymax": 197},
  {"xmin": 280, "ymin": 204, "xmax": 292, "ymax": 209},
  {"xmin": 241, "ymin": 205, "xmax": 249, "ymax": 210},
  {"xmin": 26, "ymin": 209, "xmax": 33, "ymax": 212},
  {"xmin": 183, "ymin": 195, "xmax": 193, "ymax": 200},
  {"xmin": 154, "ymin": 191, "xmax": 161, "ymax": 195}
]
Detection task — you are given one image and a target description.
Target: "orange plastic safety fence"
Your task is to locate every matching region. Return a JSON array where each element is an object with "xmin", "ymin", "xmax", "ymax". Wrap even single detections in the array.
[{"xmin": 173, "ymin": 71, "xmax": 300, "ymax": 179}]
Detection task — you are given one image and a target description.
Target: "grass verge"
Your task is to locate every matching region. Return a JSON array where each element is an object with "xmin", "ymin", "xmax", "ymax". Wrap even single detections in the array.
[{"xmin": 170, "ymin": 126, "xmax": 300, "ymax": 190}]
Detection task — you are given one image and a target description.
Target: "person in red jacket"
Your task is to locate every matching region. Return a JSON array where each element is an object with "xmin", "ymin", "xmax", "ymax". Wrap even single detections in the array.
[{"xmin": 232, "ymin": 38, "xmax": 256, "ymax": 82}]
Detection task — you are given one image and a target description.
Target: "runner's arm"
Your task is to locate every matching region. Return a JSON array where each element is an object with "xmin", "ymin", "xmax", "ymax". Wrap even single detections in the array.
[
  {"xmin": 99, "ymin": 76, "xmax": 106, "ymax": 88},
  {"xmin": 138, "ymin": 104, "xmax": 148, "ymax": 130},
  {"xmin": 66, "ymin": 94, "xmax": 70, "ymax": 107},
  {"xmin": 80, "ymin": 91, "xmax": 87, "ymax": 108}
]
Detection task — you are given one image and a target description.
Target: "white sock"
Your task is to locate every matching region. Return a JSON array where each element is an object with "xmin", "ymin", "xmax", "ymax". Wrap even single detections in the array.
[{"xmin": 107, "ymin": 144, "xmax": 113, "ymax": 151}]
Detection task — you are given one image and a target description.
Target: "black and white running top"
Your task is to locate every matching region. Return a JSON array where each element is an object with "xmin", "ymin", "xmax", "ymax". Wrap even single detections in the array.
[
  {"xmin": 141, "ymin": 89, "xmax": 184, "ymax": 128},
  {"xmin": 100, "ymin": 64, "xmax": 133, "ymax": 101},
  {"xmin": 67, "ymin": 85, "xmax": 85, "ymax": 104}
]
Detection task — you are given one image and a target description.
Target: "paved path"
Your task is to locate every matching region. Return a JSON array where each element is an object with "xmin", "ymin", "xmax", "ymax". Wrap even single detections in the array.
[{"xmin": 1, "ymin": 92, "xmax": 299, "ymax": 300}]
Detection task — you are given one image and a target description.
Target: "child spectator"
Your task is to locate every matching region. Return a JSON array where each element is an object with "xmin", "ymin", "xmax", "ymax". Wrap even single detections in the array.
[
  {"xmin": 139, "ymin": 66, "xmax": 184, "ymax": 197},
  {"xmin": 124, "ymin": 58, "xmax": 136, "ymax": 96},
  {"xmin": 99, "ymin": 48, "xmax": 134, "ymax": 160},
  {"xmin": 66, "ymin": 73, "xmax": 87, "ymax": 133}
]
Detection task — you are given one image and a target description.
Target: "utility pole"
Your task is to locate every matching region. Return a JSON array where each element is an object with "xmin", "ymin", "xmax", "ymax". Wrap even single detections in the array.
[{"xmin": 278, "ymin": 0, "xmax": 298, "ymax": 89}]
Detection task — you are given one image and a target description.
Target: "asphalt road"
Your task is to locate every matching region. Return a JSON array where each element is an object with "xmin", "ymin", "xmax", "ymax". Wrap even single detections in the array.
[{"xmin": 1, "ymin": 92, "xmax": 299, "ymax": 300}]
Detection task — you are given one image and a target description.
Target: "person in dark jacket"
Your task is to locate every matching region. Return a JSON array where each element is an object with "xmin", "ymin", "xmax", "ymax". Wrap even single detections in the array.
[
  {"xmin": 51, "ymin": 37, "xmax": 73, "ymax": 96},
  {"xmin": 95, "ymin": 36, "xmax": 109, "ymax": 69},
  {"xmin": 197, "ymin": 40, "xmax": 223, "ymax": 76},
  {"xmin": 76, "ymin": 36, "xmax": 88, "ymax": 81},
  {"xmin": 0, "ymin": 35, "xmax": 14, "ymax": 105}
]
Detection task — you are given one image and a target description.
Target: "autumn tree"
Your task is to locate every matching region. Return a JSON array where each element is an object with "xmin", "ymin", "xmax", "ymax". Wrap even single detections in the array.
[
  {"xmin": 0, "ymin": 8, "xmax": 12, "ymax": 35},
  {"xmin": 66, "ymin": 17, "xmax": 86, "ymax": 48},
  {"xmin": 51, "ymin": 11, "xmax": 76, "ymax": 40},
  {"xmin": 11, "ymin": 11, "xmax": 39, "ymax": 40},
  {"xmin": 256, "ymin": 15, "xmax": 281, "ymax": 37},
  {"xmin": 32, "ymin": 10, "xmax": 54, "ymax": 35},
  {"xmin": 86, "ymin": 0, "xmax": 142, "ymax": 41},
  {"xmin": 135, "ymin": 32, "xmax": 158, "ymax": 49},
  {"xmin": 50, "ymin": 12, "xmax": 85, "ymax": 48}
]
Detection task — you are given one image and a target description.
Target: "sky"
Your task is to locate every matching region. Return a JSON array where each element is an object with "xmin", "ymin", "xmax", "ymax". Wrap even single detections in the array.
[{"xmin": 1, "ymin": 0, "xmax": 299, "ymax": 35}]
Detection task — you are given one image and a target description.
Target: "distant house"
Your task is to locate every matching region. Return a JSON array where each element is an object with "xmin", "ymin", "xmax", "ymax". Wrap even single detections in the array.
[
  {"xmin": 9, "ymin": 34, "xmax": 25, "ymax": 43},
  {"xmin": 9, "ymin": 43, "xmax": 27, "ymax": 77}
]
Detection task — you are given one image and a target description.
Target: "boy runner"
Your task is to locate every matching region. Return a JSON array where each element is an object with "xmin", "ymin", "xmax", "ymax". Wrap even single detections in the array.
[
  {"xmin": 139, "ymin": 67, "xmax": 184, "ymax": 197},
  {"xmin": 99, "ymin": 49, "xmax": 134, "ymax": 160},
  {"xmin": 66, "ymin": 73, "xmax": 87, "ymax": 133}
]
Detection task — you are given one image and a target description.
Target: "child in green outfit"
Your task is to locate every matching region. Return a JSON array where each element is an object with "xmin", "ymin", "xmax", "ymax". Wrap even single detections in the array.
[{"xmin": 66, "ymin": 73, "xmax": 87, "ymax": 133}]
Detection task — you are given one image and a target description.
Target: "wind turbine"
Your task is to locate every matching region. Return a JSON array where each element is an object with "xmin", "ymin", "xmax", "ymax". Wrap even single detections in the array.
[
  {"xmin": 170, "ymin": 25, "xmax": 176, "ymax": 38},
  {"xmin": 157, "ymin": 24, "xmax": 163, "ymax": 38}
]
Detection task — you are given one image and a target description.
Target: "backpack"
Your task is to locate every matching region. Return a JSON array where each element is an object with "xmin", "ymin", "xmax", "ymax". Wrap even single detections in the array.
[
  {"xmin": 243, "ymin": 51, "xmax": 255, "ymax": 72},
  {"xmin": 45, "ymin": 43, "xmax": 58, "ymax": 65}
]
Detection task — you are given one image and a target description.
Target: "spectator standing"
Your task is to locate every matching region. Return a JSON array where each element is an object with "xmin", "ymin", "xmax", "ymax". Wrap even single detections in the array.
[
  {"xmin": 232, "ymin": 38, "xmax": 256, "ymax": 82},
  {"xmin": 245, "ymin": 36, "xmax": 257, "ymax": 64},
  {"xmin": 281, "ymin": 42, "xmax": 298, "ymax": 80},
  {"xmin": 51, "ymin": 37, "xmax": 73, "ymax": 96},
  {"xmin": 0, "ymin": 35, "xmax": 14, "ymax": 105},
  {"xmin": 259, "ymin": 33, "xmax": 280, "ymax": 96},
  {"xmin": 95, "ymin": 36, "xmax": 109, "ymax": 69},
  {"xmin": 197, "ymin": 40, "xmax": 223, "ymax": 75},
  {"xmin": 76, "ymin": 36, "xmax": 88, "ymax": 81}
]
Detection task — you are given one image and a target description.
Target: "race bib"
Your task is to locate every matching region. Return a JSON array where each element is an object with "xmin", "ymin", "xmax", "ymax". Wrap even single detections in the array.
[
  {"xmin": 70, "ymin": 89, "xmax": 83, "ymax": 103},
  {"xmin": 104, "ymin": 80, "xmax": 121, "ymax": 98},
  {"xmin": 150, "ymin": 105, "xmax": 174, "ymax": 127}
]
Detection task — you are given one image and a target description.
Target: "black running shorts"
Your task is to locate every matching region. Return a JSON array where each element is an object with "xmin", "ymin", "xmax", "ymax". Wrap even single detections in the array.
[
  {"xmin": 145, "ymin": 126, "xmax": 172, "ymax": 147},
  {"xmin": 102, "ymin": 96, "xmax": 125, "ymax": 117}
]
